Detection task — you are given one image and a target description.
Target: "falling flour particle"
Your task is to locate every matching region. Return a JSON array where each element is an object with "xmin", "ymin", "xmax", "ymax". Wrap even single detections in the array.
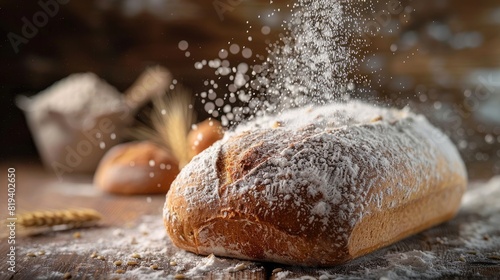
[
  {"xmin": 194, "ymin": 1, "xmax": 375, "ymax": 127},
  {"xmin": 252, "ymin": 0, "xmax": 368, "ymax": 113},
  {"xmin": 178, "ymin": 40, "xmax": 188, "ymax": 51}
]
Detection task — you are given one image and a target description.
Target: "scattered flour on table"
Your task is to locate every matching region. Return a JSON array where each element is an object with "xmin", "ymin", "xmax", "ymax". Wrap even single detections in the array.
[
  {"xmin": 374, "ymin": 251, "xmax": 447, "ymax": 279},
  {"xmin": 17, "ymin": 215, "xmax": 260, "ymax": 279},
  {"xmin": 457, "ymin": 176, "xmax": 500, "ymax": 250},
  {"xmin": 274, "ymin": 251, "xmax": 450, "ymax": 280}
]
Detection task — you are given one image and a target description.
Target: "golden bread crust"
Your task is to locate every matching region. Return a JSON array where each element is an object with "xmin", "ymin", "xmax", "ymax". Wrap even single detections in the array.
[{"xmin": 164, "ymin": 102, "xmax": 467, "ymax": 266}]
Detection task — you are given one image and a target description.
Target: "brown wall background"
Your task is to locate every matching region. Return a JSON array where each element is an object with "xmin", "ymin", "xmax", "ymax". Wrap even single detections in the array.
[{"xmin": 1, "ymin": 0, "xmax": 499, "ymax": 178}]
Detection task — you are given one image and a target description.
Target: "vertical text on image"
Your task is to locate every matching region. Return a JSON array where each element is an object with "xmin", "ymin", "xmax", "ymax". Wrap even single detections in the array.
[{"xmin": 6, "ymin": 168, "xmax": 17, "ymax": 273}]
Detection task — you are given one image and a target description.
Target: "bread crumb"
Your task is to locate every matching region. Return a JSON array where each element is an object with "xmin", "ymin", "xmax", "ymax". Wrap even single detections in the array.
[
  {"xmin": 131, "ymin": 253, "xmax": 141, "ymax": 259},
  {"xmin": 273, "ymin": 268, "xmax": 283, "ymax": 273},
  {"xmin": 272, "ymin": 121, "xmax": 283, "ymax": 128},
  {"xmin": 127, "ymin": 261, "xmax": 138, "ymax": 266},
  {"xmin": 228, "ymin": 263, "xmax": 247, "ymax": 272}
]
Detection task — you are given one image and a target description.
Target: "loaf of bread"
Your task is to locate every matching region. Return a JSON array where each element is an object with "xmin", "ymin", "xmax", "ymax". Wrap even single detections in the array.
[
  {"xmin": 95, "ymin": 141, "xmax": 179, "ymax": 195},
  {"xmin": 163, "ymin": 102, "xmax": 467, "ymax": 266}
]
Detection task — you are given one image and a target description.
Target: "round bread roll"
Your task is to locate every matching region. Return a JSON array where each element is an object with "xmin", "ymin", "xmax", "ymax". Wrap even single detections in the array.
[
  {"xmin": 163, "ymin": 102, "xmax": 467, "ymax": 266},
  {"xmin": 187, "ymin": 119, "xmax": 224, "ymax": 158},
  {"xmin": 95, "ymin": 141, "xmax": 179, "ymax": 195}
]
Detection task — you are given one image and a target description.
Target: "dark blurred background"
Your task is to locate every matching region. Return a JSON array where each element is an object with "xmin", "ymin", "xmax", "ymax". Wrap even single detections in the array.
[{"xmin": 1, "ymin": 0, "xmax": 499, "ymax": 179}]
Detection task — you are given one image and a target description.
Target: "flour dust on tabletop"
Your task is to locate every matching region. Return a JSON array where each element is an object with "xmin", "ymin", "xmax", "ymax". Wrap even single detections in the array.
[
  {"xmin": 12, "ymin": 216, "xmax": 263, "ymax": 279},
  {"xmin": 458, "ymin": 176, "xmax": 500, "ymax": 250}
]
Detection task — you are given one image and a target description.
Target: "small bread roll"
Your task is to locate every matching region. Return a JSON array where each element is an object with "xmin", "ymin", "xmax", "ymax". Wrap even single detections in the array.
[
  {"xmin": 95, "ymin": 141, "xmax": 179, "ymax": 195},
  {"xmin": 187, "ymin": 119, "xmax": 224, "ymax": 158},
  {"xmin": 164, "ymin": 102, "xmax": 467, "ymax": 266}
]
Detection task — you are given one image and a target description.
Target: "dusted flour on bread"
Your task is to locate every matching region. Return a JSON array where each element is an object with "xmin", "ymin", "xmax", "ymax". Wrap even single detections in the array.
[{"xmin": 164, "ymin": 101, "xmax": 466, "ymax": 266}]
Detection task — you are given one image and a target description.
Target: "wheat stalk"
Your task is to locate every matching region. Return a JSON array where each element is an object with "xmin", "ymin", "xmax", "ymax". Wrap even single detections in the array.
[
  {"xmin": 4, "ymin": 208, "xmax": 102, "ymax": 236},
  {"xmin": 130, "ymin": 86, "xmax": 196, "ymax": 169}
]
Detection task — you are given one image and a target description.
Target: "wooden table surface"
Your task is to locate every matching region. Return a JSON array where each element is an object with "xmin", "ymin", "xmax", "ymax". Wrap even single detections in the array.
[{"xmin": 1, "ymin": 162, "xmax": 500, "ymax": 280}]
